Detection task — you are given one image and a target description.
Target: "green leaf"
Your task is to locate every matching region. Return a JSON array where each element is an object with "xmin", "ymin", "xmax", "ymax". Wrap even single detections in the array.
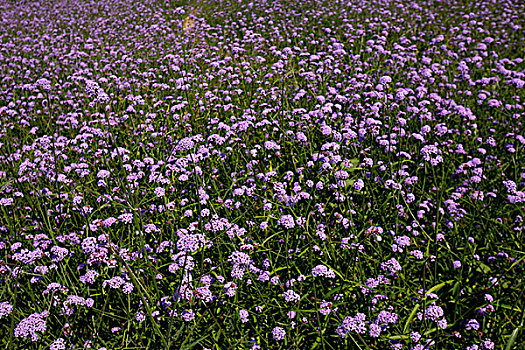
[
  {"xmin": 505, "ymin": 327, "xmax": 520, "ymax": 350},
  {"xmin": 403, "ymin": 303, "xmax": 420, "ymax": 333},
  {"xmin": 476, "ymin": 262, "xmax": 492, "ymax": 274},
  {"xmin": 345, "ymin": 179, "xmax": 356, "ymax": 188},
  {"xmin": 427, "ymin": 280, "xmax": 454, "ymax": 295}
]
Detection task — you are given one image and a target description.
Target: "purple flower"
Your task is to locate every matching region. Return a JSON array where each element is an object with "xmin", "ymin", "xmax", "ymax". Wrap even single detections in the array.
[
  {"xmin": 369, "ymin": 323, "xmax": 381, "ymax": 337},
  {"xmin": 319, "ymin": 301, "xmax": 333, "ymax": 315},
  {"xmin": 14, "ymin": 311, "xmax": 48, "ymax": 342},
  {"xmin": 228, "ymin": 251, "xmax": 252, "ymax": 266},
  {"xmin": 0, "ymin": 301, "xmax": 13, "ymax": 319},
  {"xmin": 337, "ymin": 313, "xmax": 367, "ymax": 337},
  {"xmin": 482, "ymin": 339, "xmax": 495, "ymax": 349},
  {"xmin": 381, "ymin": 258, "xmax": 402, "ymax": 275},
  {"xmin": 258, "ymin": 271, "xmax": 270, "ymax": 282},
  {"xmin": 264, "ymin": 141, "xmax": 281, "ymax": 150},
  {"xmin": 421, "ymin": 145, "xmax": 443, "ymax": 165},
  {"xmin": 465, "ymin": 319, "xmax": 480, "ymax": 330},
  {"xmin": 411, "ymin": 250, "xmax": 424, "ymax": 259},
  {"xmin": 263, "ymin": 203, "xmax": 272, "ymax": 211},
  {"xmin": 376, "ymin": 310, "xmax": 398, "ymax": 325},
  {"xmin": 182, "ymin": 309, "xmax": 195, "ymax": 322},
  {"xmin": 50, "ymin": 338, "xmax": 66, "ymax": 350},
  {"xmin": 122, "ymin": 283, "xmax": 134, "ymax": 294},
  {"xmin": 97, "ymin": 170, "xmax": 110, "ymax": 179},
  {"xmin": 353, "ymin": 179, "xmax": 365, "ymax": 191},
  {"xmin": 80, "ymin": 270, "xmax": 99, "ymax": 285},
  {"xmin": 311, "ymin": 264, "xmax": 336, "ymax": 278},
  {"xmin": 282, "ymin": 289, "xmax": 300, "ymax": 303},
  {"xmin": 393, "ymin": 235, "xmax": 411, "ymax": 252},
  {"xmin": 272, "ymin": 326, "xmax": 286, "ymax": 341},
  {"xmin": 279, "ymin": 215, "xmax": 295, "ymax": 229},
  {"xmin": 154, "ymin": 187, "xmax": 165, "ymax": 197},
  {"xmin": 35, "ymin": 78, "xmax": 52, "ymax": 91},
  {"xmin": 438, "ymin": 318, "xmax": 448, "ymax": 329},
  {"xmin": 411, "ymin": 331, "xmax": 421, "ymax": 342},
  {"xmin": 239, "ymin": 309, "xmax": 249, "ymax": 323},
  {"xmin": 379, "ymin": 76, "xmax": 392, "ymax": 85},
  {"xmin": 118, "ymin": 213, "xmax": 134, "ymax": 224},
  {"xmin": 223, "ymin": 282, "xmax": 237, "ymax": 297},
  {"xmin": 135, "ymin": 311, "xmax": 146, "ymax": 323},
  {"xmin": 425, "ymin": 305, "xmax": 444, "ymax": 321}
]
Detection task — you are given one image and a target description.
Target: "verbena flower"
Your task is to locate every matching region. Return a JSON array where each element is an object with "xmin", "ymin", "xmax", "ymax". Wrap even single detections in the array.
[
  {"xmin": 49, "ymin": 338, "xmax": 66, "ymax": 350},
  {"xmin": 337, "ymin": 313, "xmax": 367, "ymax": 337},
  {"xmin": 0, "ymin": 301, "xmax": 13, "ymax": 319},
  {"xmin": 311, "ymin": 264, "xmax": 336, "ymax": 278},
  {"xmin": 272, "ymin": 326, "xmax": 286, "ymax": 341},
  {"xmin": 14, "ymin": 311, "xmax": 48, "ymax": 341},
  {"xmin": 282, "ymin": 289, "xmax": 300, "ymax": 303},
  {"xmin": 239, "ymin": 309, "xmax": 249, "ymax": 323}
]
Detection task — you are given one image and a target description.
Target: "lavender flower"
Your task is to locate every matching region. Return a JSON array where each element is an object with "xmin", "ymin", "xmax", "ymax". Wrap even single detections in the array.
[
  {"xmin": 0, "ymin": 301, "xmax": 13, "ymax": 319},
  {"xmin": 272, "ymin": 326, "xmax": 286, "ymax": 341},
  {"xmin": 381, "ymin": 258, "xmax": 402, "ymax": 275},
  {"xmin": 14, "ymin": 311, "xmax": 48, "ymax": 341},
  {"xmin": 239, "ymin": 309, "xmax": 249, "ymax": 323},
  {"xmin": 279, "ymin": 215, "xmax": 295, "ymax": 229},
  {"xmin": 282, "ymin": 289, "xmax": 300, "ymax": 303},
  {"xmin": 337, "ymin": 313, "xmax": 367, "ymax": 337},
  {"xmin": 311, "ymin": 264, "xmax": 336, "ymax": 278},
  {"xmin": 50, "ymin": 338, "xmax": 66, "ymax": 350}
]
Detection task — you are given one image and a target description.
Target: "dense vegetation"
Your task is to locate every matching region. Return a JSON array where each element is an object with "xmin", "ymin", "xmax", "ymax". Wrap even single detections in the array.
[{"xmin": 0, "ymin": 0, "xmax": 524, "ymax": 348}]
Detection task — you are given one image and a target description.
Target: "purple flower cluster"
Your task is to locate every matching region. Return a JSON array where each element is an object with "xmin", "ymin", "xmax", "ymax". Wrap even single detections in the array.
[
  {"xmin": 14, "ymin": 311, "xmax": 48, "ymax": 342},
  {"xmin": 311, "ymin": 264, "xmax": 336, "ymax": 278},
  {"xmin": 337, "ymin": 313, "xmax": 367, "ymax": 337},
  {"xmin": 0, "ymin": 0, "xmax": 523, "ymax": 347},
  {"xmin": 0, "ymin": 301, "xmax": 13, "ymax": 319}
]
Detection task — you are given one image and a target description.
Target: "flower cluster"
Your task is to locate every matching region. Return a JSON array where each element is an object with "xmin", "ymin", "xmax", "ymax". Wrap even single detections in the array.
[{"xmin": 0, "ymin": 0, "xmax": 523, "ymax": 348}]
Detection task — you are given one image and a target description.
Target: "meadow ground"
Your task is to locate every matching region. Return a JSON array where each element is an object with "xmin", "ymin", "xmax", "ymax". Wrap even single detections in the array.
[{"xmin": 0, "ymin": 0, "xmax": 524, "ymax": 349}]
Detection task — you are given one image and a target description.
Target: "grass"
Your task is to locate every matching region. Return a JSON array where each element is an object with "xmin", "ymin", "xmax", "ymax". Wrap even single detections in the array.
[{"xmin": 0, "ymin": 0, "xmax": 524, "ymax": 349}]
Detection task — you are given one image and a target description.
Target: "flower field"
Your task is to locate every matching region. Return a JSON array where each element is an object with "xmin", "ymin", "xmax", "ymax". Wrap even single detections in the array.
[{"xmin": 0, "ymin": 0, "xmax": 524, "ymax": 348}]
